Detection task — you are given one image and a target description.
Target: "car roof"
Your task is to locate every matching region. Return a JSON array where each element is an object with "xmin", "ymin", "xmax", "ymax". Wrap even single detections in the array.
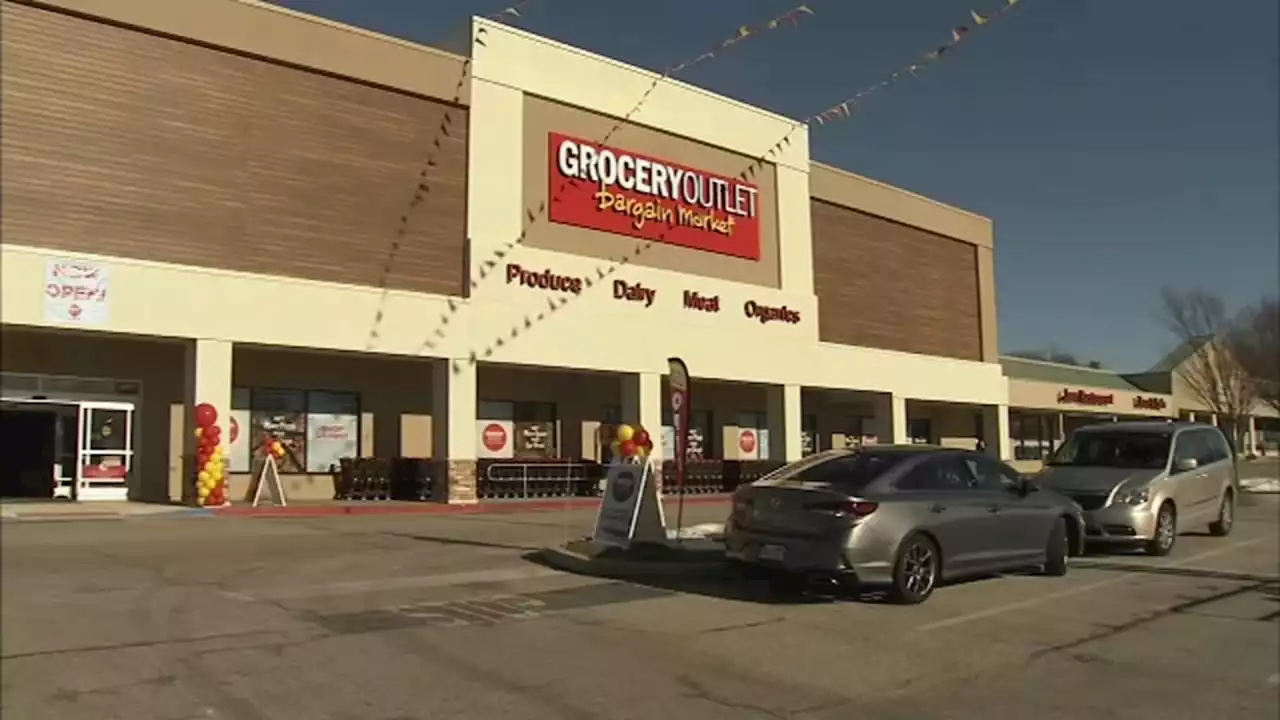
[
  {"xmin": 1073, "ymin": 420, "xmax": 1214, "ymax": 435},
  {"xmin": 827, "ymin": 444, "xmax": 953, "ymax": 456}
]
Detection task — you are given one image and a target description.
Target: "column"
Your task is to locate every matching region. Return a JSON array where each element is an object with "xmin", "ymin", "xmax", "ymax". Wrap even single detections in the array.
[
  {"xmin": 871, "ymin": 393, "xmax": 908, "ymax": 445},
  {"xmin": 982, "ymin": 404, "xmax": 1011, "ymax": 461},
  {"xmin": 766, "ymin": 384, "xmax": 803, "ymax": 462},
  {"xmin": 1054, "ymin": 412, "xmax": 1066, "ymax": 454},
  {"xmin": 1245, "ymin": 415, "xmax": 1257, "ymax": 456},
  {"xmin": 621, "ymin": 372, "xmax": 664, "ymax": 461},
  {"xmin": 433, "ymin": 358, "xmax": 477, "ymax": 504},
  {"xmin": 181, "ymin": 339, "xmax": 232, "ymax": 503}
]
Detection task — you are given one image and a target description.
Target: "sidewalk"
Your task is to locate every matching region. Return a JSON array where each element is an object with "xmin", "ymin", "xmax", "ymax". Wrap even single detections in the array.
[
  {"xmin": 0, "ymin": 494, "xmax": 732, "ymax": 522},
  {"xmin": 0, "ymin": 500, "xmax": 211, "ymax": 523}
]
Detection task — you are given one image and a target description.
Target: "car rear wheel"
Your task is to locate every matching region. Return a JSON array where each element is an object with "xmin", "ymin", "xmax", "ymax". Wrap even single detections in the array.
[
  {"xmin": 1209, "ymin": 489, "xmax": 1235, "ymax": 536},
  {"xmin": 889, "ymin": 533, "xmax": 940, "ymax": 605},
  {"xmin": 1145, "ymin": 502, "xmax": 1177, "ymax": 556},
  {"xmin": 1040, "ymin": 517, "xmax": 1070, "ymax": 576}
]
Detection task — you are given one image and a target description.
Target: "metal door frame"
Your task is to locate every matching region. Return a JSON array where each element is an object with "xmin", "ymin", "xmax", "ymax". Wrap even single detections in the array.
[{"xmin": 76, "ymin": 401, "xmax": 135, "ymax": 502}]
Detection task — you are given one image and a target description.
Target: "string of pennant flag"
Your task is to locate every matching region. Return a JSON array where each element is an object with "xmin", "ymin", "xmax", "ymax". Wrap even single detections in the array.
[
  {"xmin": 400, "ymin": 3, "xmax": 818, "ymax": 355},
  {"xmin": 442, "ymin": 0, "xmax": 1030, "ymax": 375},
  {"xmin": 812, "ymin": 0, "xmax": 1022, "ymax": 126},
  {"xmin": 364, "ymin": 2, "xmax": 534, "ymax": 350}
]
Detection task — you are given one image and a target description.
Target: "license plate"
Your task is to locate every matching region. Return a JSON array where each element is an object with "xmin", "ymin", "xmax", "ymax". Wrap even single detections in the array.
[{"xmin": 758, "ymin": 544, "xmax": 786, "ymax": 562}]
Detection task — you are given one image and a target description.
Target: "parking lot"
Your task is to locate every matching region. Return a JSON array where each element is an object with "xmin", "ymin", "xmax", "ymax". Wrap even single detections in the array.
[{"xmin": 2, "ymin": 496, "xmax": 1277, "ymax": 720}]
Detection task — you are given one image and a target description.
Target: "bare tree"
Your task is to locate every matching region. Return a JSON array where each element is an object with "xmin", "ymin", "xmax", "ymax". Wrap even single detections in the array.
[
  {"xmin": 1156, "ymin": 288, "xmax": 1257, "ymax": 452},
  {"xmin": 1228, "ymin": 297, "xmax": 1279, "ymax": 414}
]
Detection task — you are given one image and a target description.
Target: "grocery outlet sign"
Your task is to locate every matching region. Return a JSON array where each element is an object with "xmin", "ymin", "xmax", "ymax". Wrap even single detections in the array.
[{"xmin": 548, "ymin": 133, "xmax": 762, "ymax": 261}]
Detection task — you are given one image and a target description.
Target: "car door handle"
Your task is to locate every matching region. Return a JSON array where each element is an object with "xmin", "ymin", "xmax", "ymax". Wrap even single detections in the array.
[{"xmin": 930, "ymin": 503, "xmax": 947, "ymax": 513}]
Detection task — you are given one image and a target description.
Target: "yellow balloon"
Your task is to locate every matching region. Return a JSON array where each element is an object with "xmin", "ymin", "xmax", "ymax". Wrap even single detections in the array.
[
  {"xmin": 198, "ymin": 470, "xmax": 210, "ymax": 484},
  {"xmin": 194, "ymin": 427, "xmax": 203, "ymax": 439},
  {"xmin": 615, "ymin": 424, "xmax": 634, "ymax": 443},
  {"xmin": 271, "ymin": 441, "xmax": 284, "ymax": 456},
  {"xmin": 635, "ymin": 444, "xmax": 649, "ymax": 457},
  {"xmin": 197, "ymin": 485, "xmax": 210, "ymax": 498}
]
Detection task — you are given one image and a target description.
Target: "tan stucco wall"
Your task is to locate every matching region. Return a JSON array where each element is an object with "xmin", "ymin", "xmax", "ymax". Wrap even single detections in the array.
[{"xmin": 1008, "ymin": 378, "xmax": 1176, "ymax": 418}]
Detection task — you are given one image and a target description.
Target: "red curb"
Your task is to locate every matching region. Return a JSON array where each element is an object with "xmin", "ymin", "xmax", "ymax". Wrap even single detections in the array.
[{"xmin": 211, "ymin": 495, "xmax": 730, "ymax": 519}]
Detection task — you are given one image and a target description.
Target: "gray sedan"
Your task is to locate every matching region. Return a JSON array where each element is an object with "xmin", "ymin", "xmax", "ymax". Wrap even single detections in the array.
[{"xmin": 724, "ymin": 446, "xmax": 1086, "ymax": 604}]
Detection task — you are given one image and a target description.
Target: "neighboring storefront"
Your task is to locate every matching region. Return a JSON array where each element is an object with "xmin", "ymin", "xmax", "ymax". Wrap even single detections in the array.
[
  {"xmin": 1004, "ymin": 348, "xmax": 1280, "ymax": 472},
  {"xmin": 1, "ymin": 0, "xmax": 1007, "ymax": 503}
]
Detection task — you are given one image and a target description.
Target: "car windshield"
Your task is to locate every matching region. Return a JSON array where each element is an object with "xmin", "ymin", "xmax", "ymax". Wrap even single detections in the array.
[
  {"xmin": 763, "ymin": 451, "xmax": 910, "ymax": 492},
  {"xmin": 1047, "ymin": 432, "xmax": 1171, "ymax": 470}
]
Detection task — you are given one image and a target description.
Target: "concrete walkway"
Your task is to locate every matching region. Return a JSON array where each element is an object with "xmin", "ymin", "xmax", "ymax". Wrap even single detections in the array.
[{"xmin": 0, "ymin": 500, "xmax": 210, "ymax": 522}]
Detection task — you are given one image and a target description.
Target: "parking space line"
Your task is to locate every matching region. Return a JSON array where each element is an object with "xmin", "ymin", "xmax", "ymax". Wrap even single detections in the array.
[{"xmin": 913, "ymin": 536, "xmax": 1270, "ymax": 633}]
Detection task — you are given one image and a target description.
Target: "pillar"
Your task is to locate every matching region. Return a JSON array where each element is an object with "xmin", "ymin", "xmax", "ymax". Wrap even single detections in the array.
[
  {"xmin": 871, "ymin": 393, "xmax": 908, "ymax": 445},
  {"xmin": 621, "ymin": 372, "xmax": 664, "ymax": 461},
  {"xmin": 1245, "ymin": 415, "xmax": 1257, "ymax": 456},
  {"xmin": 433, "ymin": 358, "xmax": 477, "ymax": 504},
  {"xmin": 181, "ymin": 339, "xmax": 232, "ymax": 503},
  {"xmin": 982, "ymin": 404, "xmax": 1011, "ymax": 461},
  {"xmin": 766, "ymin": 384, "xmax": 803, "ymax": 461}
]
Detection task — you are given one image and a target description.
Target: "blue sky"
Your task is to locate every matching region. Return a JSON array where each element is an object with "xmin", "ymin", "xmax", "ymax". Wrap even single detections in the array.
[{"xmin": 277, "ymin": 0, "xmax": 1278, "ymax": 371}]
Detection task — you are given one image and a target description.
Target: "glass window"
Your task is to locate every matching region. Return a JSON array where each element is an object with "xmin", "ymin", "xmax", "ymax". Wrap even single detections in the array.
[
  {"xmin": 962, "ymin": 454, "xmax": 1020, "ymax": 491},
  {"xmin": 249, "ymin": 389, "xmax": 307, "ymax": 474},
  {"xmin": 228, "ymin": 388, "xmax": 252, "ymax": 473},
  {"xmin": 908, "ymin": 418, "xmax": 933, "ymax": 445},
  {"xmin": 802, "ymin": 414, "xmax": 818, "ymax": 455},
  {"xmin": 514, "ymin": 401, "xmax": 556, "ymax": 422},
  {"xmin": 783, "ymin": 452, "xmax": 910, "ymax": 492},
  {"xmin": 663, "ymin": 408, "xmax": 711, "ymax": 459},
  {"xmin": 305, "ymin": 391, "xmax": 360, "ymax": 473},
  {"xmin": 1203, "ymin": 429, "xmax": 1232, "ymax": 464},
  {"xmin": 897, "ymin": 456, "xmax": 976, "ymax": 492},
  {"xmin": 478, "ymin": 400, "xmax": 515, "ymax": 421},
  {"xmin": 1052, "ymin": 431, "xmax": 1172, "ymax": 470}
]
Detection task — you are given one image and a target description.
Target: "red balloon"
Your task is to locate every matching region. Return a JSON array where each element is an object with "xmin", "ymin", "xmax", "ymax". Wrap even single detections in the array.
[
  {"xmin": 206, "ymin": 425, "xmax": 222, "ymax": 439},
  {"xmin": 619, "ymin": 440, "xmax": 637, "ymax": 457},
  {"xmin": 194, "ymin": 403, "xmax": 218, "ymax": 428},
  {"xmin": 633, "ymin": 430, "xmax": 650, "ymax": 448}
]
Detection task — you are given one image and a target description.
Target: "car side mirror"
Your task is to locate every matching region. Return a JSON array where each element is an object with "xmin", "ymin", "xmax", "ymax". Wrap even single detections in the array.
[{"xmin": 1174, "ymin": 457, "xmax": 1198, "ymax": 473}]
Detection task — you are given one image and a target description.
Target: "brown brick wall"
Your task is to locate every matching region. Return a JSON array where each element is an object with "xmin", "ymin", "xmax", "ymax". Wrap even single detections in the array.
[
  {"xmin": 0, "ymin": 1, "xmax": 468, "ymax": 296},
  {"xmin": 810, "ymin": 200, "xmax": 983, "ymax": 361}
]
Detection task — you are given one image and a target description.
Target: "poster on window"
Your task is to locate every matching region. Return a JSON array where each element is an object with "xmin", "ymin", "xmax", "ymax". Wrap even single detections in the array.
[
  {"xmin": 306, "ymin": 413, "xmax": 358, "ymax": 472},
  {"xmin": 250, "ymin": 412, "xmax": 306, "ymax": 474},
  {"xmin": 514, "ymin": 421, "xmax": 556, "ymax": 459},
  {"xmin": 477, "ymin": 420, "xmax": 514, "ymax": 459},
  {"xmin": 44, "ymin": 259, "xmax": 110, "ymax": 326},
  {"xmin": 227, "ymin": 409, "xmax": 251, "ymax": 473}
]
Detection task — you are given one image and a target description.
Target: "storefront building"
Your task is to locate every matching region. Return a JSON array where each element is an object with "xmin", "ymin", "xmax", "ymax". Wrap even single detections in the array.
[
  {"xmin": 1, "ymin": 0, "xmax": 1007, "ymax": 503},
  {"xmin": 1004, "ymin": 349, "xmax": 1280, "ymax": 472}
]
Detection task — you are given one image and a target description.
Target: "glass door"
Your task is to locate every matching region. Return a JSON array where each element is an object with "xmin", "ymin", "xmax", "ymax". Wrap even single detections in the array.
[{"xmin": 77, "ymin": 401, "xmax": 134, "ymax": 501}]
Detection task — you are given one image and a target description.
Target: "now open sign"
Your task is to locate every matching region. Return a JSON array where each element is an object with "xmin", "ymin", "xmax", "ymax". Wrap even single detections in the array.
[{"xmin": 44, "ymin": 259, "xmax": 110, "ymax": 326}]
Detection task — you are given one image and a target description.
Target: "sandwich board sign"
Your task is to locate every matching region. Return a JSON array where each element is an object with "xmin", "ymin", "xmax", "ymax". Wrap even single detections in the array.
[
  {"xmin": 248, "ymin": 454, "xmax": 288, "ymax": 508},
  {"xmin": 592, "ymin": 461, "xmax": 666, "ymax": 549}
]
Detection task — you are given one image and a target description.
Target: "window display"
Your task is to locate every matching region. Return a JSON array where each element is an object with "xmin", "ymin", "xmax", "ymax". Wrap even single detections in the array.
[{"xmin": 233, "ymin": 388, "xmax": 361, "ymax": 474}]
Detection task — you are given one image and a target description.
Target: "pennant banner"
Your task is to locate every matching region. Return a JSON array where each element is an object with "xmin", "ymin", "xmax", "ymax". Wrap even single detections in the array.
[
  {"xmin": 365, "ymin": 4, "xmax": 535, "ymax": 350},
  {"xmin": 446, "ymin": 1, "xmax": 1029, "ymax": 372},
  {"xmin": 415, "ymin": 4, "xmax": 817, "ymax": 354},
  {"xmin": 809, "ymin": 0, "xmax": 1022, "ymax": 127}
]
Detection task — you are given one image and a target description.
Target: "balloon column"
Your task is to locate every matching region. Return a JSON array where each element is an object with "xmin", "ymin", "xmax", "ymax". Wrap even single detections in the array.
[
  {"xmin": 610, "ymin": 424, "xmax": 654, "ymax": 463},
  {"xmin": 192, "ymin": 402, "xmax": 229, "ymax": 507}
]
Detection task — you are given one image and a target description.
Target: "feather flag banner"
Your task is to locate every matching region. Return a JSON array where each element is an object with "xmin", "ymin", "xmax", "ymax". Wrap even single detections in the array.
[
  {"xmin": 405, "ymin": 4, "xmax": 818, "ymax": 354},
  {"xmin": 445, "ymin": 1, "xmax": 1032, "ymax": 371}
]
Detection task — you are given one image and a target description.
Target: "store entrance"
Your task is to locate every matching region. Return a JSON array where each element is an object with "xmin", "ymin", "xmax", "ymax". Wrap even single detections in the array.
[
  {"xmin": 0, "ymin": 403, "xmax": 63, "ymax": 499},
  {"xmin": 0, "ymin": 399, "xmax": 134, "ymax": 501}
]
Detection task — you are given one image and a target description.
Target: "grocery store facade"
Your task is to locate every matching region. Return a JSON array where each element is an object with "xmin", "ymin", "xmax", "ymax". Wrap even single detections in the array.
[{"xmin": 0, "ymin": 0, "xmax": 1006, "ymax": 503}]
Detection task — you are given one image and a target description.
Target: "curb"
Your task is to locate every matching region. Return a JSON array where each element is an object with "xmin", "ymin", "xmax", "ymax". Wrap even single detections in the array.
[
  {"xmin": 534, "ymin": 545, "xmax": 731, "ymax": 581},
  {"xmin": 0, "ymin": 508, "xmax": 215, "ymax": 523},
  {"xmin": 211, "ymin": 494, "xmax": 731, "ymax": 519}
]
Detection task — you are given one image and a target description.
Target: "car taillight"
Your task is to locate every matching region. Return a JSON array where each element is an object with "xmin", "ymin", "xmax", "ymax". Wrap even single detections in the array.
[{"xmin": 808, "ymin": 500, "xmax": 878, "ymax": 517}]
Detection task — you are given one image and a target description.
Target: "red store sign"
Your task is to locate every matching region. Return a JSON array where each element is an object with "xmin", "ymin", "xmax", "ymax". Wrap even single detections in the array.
[
  {"xmin": 1057, "ymin": 388, "xmax": 1115, "ymax": 407},
  {"xmin": 548, "ymin": 133, "xmax": 762, "ymax": 261},
  {"xmin": 1133, "ymin": 396, "xmax": 1167, "ymax": 411}
]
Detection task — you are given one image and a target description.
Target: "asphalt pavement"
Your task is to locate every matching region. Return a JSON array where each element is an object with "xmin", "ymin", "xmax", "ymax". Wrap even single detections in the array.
[{"xmin": 2, "ymin": 498, "xmax": 1278, "ymax": 720}]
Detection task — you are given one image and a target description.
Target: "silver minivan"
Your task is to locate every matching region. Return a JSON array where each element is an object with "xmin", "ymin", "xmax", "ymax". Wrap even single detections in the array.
[{"xmin": 1033, "ymin": 421, "xmax": 1237, "ymax": 556}]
